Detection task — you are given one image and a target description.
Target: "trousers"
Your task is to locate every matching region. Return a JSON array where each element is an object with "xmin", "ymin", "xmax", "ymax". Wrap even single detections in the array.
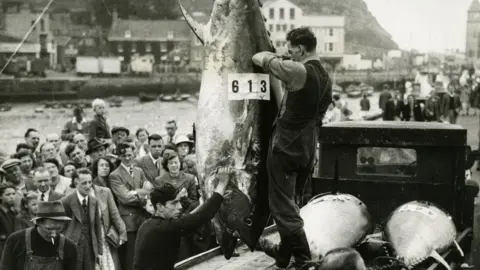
[{"xmin": 267, "ymin": 121, "xmax": 317, "ymax": 237}]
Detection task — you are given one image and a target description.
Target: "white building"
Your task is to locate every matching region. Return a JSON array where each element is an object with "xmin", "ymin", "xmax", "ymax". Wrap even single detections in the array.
[
  {"xmin": 262, "ymin": 0, "xmax": 303, "ymax": 50},
  {"xmin": 300, "ymin": 15, "xmax": 345, "ymax": 57},
  {"xmin": 341, "ymin": 53, "xmax": 372, "ymax": 70}
]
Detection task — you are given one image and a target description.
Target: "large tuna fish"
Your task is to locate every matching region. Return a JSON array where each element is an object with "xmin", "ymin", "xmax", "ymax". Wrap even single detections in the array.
[
  {"xmin": 259, "ymin": 193, "xmax": 372, "ymax": 260},
  {"xmin": 384, "ymin": 201, "xmax": 464, "ymax": 270},
  {"xmin": 177, "ymin": 0, "xmax": 279, "ymax": 259}
]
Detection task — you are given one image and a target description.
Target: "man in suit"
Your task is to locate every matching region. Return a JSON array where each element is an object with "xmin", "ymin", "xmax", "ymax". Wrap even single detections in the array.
[
  {"xmin": 61, "ymin": 168, "xmax": 102, "ymax": 270},
  {"xmin": 109, "ymin": 143, "xmax": 151, "ymax": 270},
  {"xmin": 434, "ymin": 81, "xmax": 450, "ymax": 122},
  {"xmin": 33, "ymin": 167, "xmax": 64, "ymax": 202},
  {"xmin": 164, "ymin": 120, "xmax": 179, "ymax": 145},
  {"xmin": 134, "ymin": 134, "xmax": 165, "ymax": 185}
]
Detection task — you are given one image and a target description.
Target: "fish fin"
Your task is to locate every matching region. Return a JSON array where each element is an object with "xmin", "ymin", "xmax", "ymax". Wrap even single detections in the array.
[
  {"xmin": 220, "ymin": 230, "xmax": 238, "ymax": 260},
  {"xmin": 453, "ymin": 240, "xmax": 464, "ymax": 257},
  {"xmin": 177, "ymin": 0, "xmax": 205, "ymax": 44},
  {"xmin": 430, "ymin": 250, "xmax": 451, "ymax": 270}
]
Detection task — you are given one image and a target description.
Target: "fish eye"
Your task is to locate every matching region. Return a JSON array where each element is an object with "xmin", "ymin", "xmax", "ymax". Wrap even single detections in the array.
[{"xmin": 244, "ymin": 217, "xmax": 252, "ymax": 227}]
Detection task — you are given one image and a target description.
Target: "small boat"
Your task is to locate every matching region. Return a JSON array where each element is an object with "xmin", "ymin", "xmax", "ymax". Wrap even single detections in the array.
[
  {"xmin": 174, "ymin": 96, "xmax": 183, "ymax": 102},
  {"xmin": 180, "ymin": 94, "xmax": 191, "ymax": 101},
  {"xmin": 160, "ymin": 95, "xmax": 174, "ymax": 102},
  {"xmin": 34, "ymin": 107, "xmax": 44, "ymax": 113},
  {"xmin": 332, "ymin": 84, "xmax": 343, "ymax": 93},
  {"xmin": 358, "ymin": 83, "xmax": 374, "ymax": 97},
  {"xmin": 139, "ymin": 93, "xmax": 157, "ymax": 103},
  {"xmin": 347, "ymin": 90, "xmax": 363, "ymax": 98},
  {"xmin": 108, "ymin": 96, "xmax": 123, "ymax": 107},
  {"xmin": 0, "ymin": 103, "xmax": 12, "ymax": 112}
]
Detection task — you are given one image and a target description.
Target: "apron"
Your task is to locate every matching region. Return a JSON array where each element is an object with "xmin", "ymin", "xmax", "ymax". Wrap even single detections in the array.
[{"xmin": 24, "ymin": 228, "xmax": 65, "ymax": 270}]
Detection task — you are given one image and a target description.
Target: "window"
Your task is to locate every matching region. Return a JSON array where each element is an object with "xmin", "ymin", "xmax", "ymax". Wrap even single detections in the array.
[
  {"xmin": 145, "ymin": 42, "xmax": 151, "ymax": 52},
  {"xmin": 290, "ymin": 8, "xmax": 295, "ymax": 19},
  {"xmin": 282, "ymin": 24, "xmax": 287, "ymax": 32},
  {"xmin": 276, "ymin": 24, "xmax": 281, "ymax": 31},
  {"xmin": 329, "ymin": 28, "xmax": 334, "ymax": 36},
  {"xmin": 31, "ymin": 20, "xmax": 36, "ymax": 31},
  {"xmin": 84, "ymin": 38, "xmax": 94, "ymax": 46},
  {"xmin": 160, "ymin": 43, "xmax": 167, "ymax": 52},
  {"xmin": 356, "ymin": 147, "xmax": 417, "ymax": 176},
  {"xmin": 40, "ymin": 19, "xmax": 45, "ymax": 31},
  {"xmin": 117, "ymin": 43, "xmax": 123, "ymax": 52},
  {"xmin": 131, "ymin": 42, "xmax": 136, "ymax": 52},
  {"xmin": 290, "ymin": 24, "xmax": 295, "ymax": 30},
  {"xmin": 269, "ymin": 8, "xmax": 274, "ymax": 19},
  {"xmin": 167, "ymin": 31, "xmax": 174, "ymax": 39},
  {"xmin": 279, "ymin": 8, "xmax": 284, "ymax": 19},
  {"xmin": 124, "ymin": 30, "xmax": 131, "ymax": 38},
  {"xmin": 325, "ymin": 42, "xmax": 334, "ymax": 52},
  {"xmin": 269, "ymin": 24, "xmax": 273, "ymax": 32}
]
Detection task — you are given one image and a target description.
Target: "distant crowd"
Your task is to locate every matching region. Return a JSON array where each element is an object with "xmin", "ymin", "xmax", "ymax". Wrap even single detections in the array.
[{"xmin": 0, "ymin": 98, "xmax": 209, "ymax": 270}]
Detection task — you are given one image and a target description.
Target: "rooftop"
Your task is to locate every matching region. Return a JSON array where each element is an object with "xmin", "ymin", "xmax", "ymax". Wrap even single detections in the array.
[{"xmin": 470, "ymin": 0, "xmax": 480, "ymax": 12}]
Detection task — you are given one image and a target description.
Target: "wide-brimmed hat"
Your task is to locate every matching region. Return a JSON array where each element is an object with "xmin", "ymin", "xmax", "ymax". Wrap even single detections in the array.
[
  {"xmin": 111, "ymin": 126, "xmax": 130, "ymax": 136},
  {"xmin": 175, "ymin": 135, "xmax": 194, "ymax": 146},
  {"xmin": 86, "ymin": 138, "xmax": 109, "ymax": 155},
  {"xmin": 31, "ymin": 201, "xmax": 71, "ymax": 221},
  {"xmin": 0, "ymin": 159, "xmax": 20, "ymax": 171}
]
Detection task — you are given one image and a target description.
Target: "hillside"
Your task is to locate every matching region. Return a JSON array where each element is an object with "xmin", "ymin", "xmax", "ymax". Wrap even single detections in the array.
[
  {"xmin": 35, "ymin": 0, "xmax": 398, "ymax": 58},
  {"xmin": 181, "ymin": 0, "xmax": 399, "ymax": 58}
]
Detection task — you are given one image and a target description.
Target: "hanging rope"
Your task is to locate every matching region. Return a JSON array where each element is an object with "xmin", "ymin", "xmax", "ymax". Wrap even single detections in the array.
[{"xmin": 0, "ymin": 0, "xmax": 55, "ymax": 74}]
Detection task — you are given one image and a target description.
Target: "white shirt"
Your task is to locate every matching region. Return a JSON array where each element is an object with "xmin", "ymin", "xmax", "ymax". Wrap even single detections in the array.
[
  {"xmin": 138, "ymin": 142, "xmax": 148, "ymax": 158},
  {"xmin": 76, "ymin": 190, "xmax": 89, "ymax": 206},
  {"xmin": 37, "ymin": 189, "xmax": 50, "ymax": 201}
]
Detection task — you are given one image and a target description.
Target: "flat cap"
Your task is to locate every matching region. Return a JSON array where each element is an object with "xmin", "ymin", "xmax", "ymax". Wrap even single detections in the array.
[
  {"xmin": 111, "ymin": 126, "xmax": 130, "ymax": 136},
  {"xmin": 0, "ymin": 159, "xmax": 20, "ymax": 170}
]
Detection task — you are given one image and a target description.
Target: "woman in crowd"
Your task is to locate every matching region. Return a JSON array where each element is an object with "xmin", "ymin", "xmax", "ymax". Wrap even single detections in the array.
[
  {"xmin": 14, "ymin": 191, "xmax": 38, "ymax": 231},
  {"xmin": 175, "ymin": 135, "xmax": 194, "ymax": 162},
  {"xmin": 0, "ymin": 183, "xmax": 18, "ymax": 255},
  {"xmin": 91, "ymin": 159, "xmax": 127, "ymax": 270},
  {"xmin": 135, "ymin": 128, "xmax": 150, "ymax": 158},
  {"xmin": 401, "ymin": 95, "xmax": 424, "ymax": 121},
  {"xmin": 155, "ymin": 152, "xmax": 197, "ymax": 205},
  {"xmin": 43, "ymin": 158, "xmax": 71, "ymax": 194},
  {"xmin": 59, "ymin": 162, "xmax": 76, "ymax": 179},
  {"xmin": 12, "ymin": 150, "xmax": 35, "ymax": 190},
  {"xmin": 92, "ymin": 157, "xmax": 115, "ymax": 188}
]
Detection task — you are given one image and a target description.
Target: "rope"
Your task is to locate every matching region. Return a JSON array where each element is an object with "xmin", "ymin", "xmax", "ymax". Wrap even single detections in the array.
[{"xmin": 0, "ymin": 0, "xmax": 55, "ymax": 74}]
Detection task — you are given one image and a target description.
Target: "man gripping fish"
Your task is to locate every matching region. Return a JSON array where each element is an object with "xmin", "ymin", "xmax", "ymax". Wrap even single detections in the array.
[{"xmin": 252, "ymin": 27, "xmax": 332, "ymax": 269}]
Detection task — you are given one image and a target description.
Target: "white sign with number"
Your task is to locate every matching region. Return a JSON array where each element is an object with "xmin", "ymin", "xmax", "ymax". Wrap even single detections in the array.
[{"xmin": 227, "ymin": 73, "xmax": 270, "ymax": 101}]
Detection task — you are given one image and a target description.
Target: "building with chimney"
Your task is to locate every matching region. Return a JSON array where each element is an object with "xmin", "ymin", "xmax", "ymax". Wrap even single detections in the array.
[{"xmin": 466, "ymin": 0, "xmax": 480, "ymax": 60}]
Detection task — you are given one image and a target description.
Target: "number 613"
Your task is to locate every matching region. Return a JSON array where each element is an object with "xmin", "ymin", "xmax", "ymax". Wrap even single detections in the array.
[{"xmin": 231, "ymin": 80, "xmax": 267, "ymax": 93}]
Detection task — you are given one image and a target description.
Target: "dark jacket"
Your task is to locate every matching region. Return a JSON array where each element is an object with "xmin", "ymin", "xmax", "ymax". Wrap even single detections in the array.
[
  {"xmin": 0, "ymin": 206, "xmax": 16, "ymax": 255},
  {"xmin": 61, "ymin": 118, "xmax": 89, "ymax": 141},
  {"xmin": 379, "ymin": 90, "xmax": 392, "ymax": 111},
  {"xmin": 133, "ymin": 193, "xmax": 223, "ymax": 270},
  {"xmin": 88, "ymin": 115, "xmax": 111, "ymax": 140},
  {"xmin": 0, "ymin": 227, "xmax": 77, "ymax": 270},
  {"xmin": 425, "ymin": 97, "xmax": 440, "ymax": 121},
  {"xmin": 401, "ymin": 103, "xmax": 424, "ymax": 122},
  {"xmin": 383, "ymin": 99, "xmax": 402, "ymax": 120}
]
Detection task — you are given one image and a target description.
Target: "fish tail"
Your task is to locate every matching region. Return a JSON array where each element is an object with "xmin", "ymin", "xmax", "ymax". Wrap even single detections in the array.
[
  {"xmin": 430, "ymin": 250, "xmax": 451, "ymax": 270},
  {"xmin": 453, "ymin": 240, "xmax": 464, "ymax": 257}
]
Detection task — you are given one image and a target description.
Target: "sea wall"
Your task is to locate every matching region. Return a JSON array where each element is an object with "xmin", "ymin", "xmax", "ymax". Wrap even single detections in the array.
[{"xmin": 0, "ymin": 71, "xmax": 413, "ymax": 102}]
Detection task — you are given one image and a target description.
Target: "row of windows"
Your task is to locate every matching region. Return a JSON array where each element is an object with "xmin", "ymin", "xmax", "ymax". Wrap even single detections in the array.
[
  {"xmin": 268, "ymin": 7, "xmax": 295, "ymax": 20},
  {"xmin": 116, "ymin": 42, "xmax": 186, "ymax": 53},
  {"xmin": 268, "ymin": 24, "xmax": 295, "ymax": 32},
  {"xmin": 273, "ymin": 40, "xmax": 336, "ymax": 52}
]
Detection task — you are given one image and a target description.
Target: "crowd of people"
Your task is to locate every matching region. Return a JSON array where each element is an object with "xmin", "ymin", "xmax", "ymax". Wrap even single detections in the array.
[{"xmin": 0, "ymin": 98, "xmax": 215, "ymax": 270}]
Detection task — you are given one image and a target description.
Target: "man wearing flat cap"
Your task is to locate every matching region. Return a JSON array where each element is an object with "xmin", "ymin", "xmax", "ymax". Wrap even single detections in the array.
[
  {"xmin": 1, "ymin": 159, "xmax": 28, "ymax": 212},
  {"xmin": 0, "ymin": 200, "xmax": 77, "ymax": 270},
  {"xmin": 111, "ymin": 126, "xmax": 130, "ymax": 155}
]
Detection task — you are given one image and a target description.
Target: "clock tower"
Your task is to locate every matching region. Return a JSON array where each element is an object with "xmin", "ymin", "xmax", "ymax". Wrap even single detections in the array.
[{"xmin": 466, "ymin": 0, "xmax": 480, "ymax": 60}]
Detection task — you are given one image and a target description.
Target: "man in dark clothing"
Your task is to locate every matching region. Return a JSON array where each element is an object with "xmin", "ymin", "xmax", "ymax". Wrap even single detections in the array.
[
  {"xmin": 0, "ymin": 200, "xmax": 77, "ymax": 270},
  {"xmin": 252, "ymin": 27, "xmax": 332, "ymax": 269},
  {"xmin": 61, "ymin": 107, "xmax": 89, "ymax": 141},
  {"xmin": 383, "ymin": 91, "xmax": 402, "ymax": 121},
  {"xmin": 379, "ymin": 84, "xmax": 392, "ymax": 111},
  {"xmin": 133, "ymin": 167, "xmax": 231, "ymax": 270}
]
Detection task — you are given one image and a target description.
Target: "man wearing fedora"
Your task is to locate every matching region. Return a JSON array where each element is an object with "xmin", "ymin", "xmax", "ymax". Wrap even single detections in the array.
[
  {"xmin": 0, "ymin": 200, "xmax": 77, "ymax": 270},
  {"xmin": 86, "ymin": 138, "xmax": 109, "ymax": 162},
  {"xmin": 61, "ymin": 168, "xmax": 103, "ymax": 270}
]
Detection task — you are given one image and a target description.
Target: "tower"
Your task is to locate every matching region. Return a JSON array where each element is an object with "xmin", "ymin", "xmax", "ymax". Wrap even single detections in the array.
[{"xmin": 466, "ymin": 0, "xmax": 480, "ymax": 60}]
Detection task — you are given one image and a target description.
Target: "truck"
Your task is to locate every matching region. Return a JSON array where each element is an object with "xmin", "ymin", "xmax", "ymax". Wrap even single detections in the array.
[{"xmin": 174, "ymin": 121, "xmax": 479, "ymax": 270}]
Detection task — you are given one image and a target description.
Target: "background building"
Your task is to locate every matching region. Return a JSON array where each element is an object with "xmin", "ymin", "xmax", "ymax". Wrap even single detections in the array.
[{"xmin": 466, "ymin": 0, "xmax": 480, "ymax": 61}]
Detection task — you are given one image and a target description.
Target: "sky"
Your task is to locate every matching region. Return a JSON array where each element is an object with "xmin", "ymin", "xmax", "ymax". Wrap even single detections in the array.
[{"xmin": 363, "ymin": 0, "xmax": 472, "ymax": 53}]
